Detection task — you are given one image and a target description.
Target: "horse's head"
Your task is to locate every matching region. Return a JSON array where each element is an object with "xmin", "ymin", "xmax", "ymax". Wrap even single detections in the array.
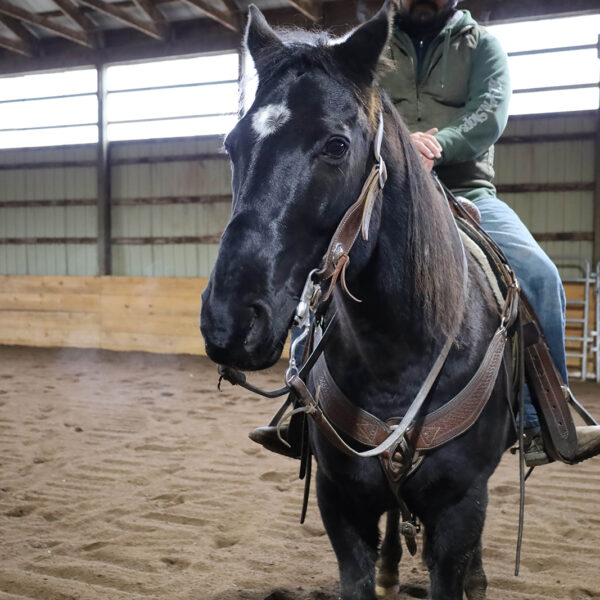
[{"xmin": 201, "ymin": 2, "xmax": 393, "ymax": 370}]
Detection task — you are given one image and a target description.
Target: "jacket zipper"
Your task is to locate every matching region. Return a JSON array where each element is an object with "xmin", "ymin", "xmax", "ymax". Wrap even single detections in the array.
[{"xmin": 395, "ymin": 23, "xmax": 474, "ymax": 122}]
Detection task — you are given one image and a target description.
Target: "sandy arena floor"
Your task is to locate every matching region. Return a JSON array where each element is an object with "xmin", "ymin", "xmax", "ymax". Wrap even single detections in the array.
[{"xmin": 0, "ymin": 345, "xmax": 599, "ymax": 600}]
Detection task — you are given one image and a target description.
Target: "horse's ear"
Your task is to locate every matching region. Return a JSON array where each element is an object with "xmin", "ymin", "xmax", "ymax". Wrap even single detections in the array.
[
  {"xmin": 332, "ymin": 0, "xmax": 393, "ymax": 88},
  {"xmin": 245, "ymin": 5, "xmax": 284, "ymax": 74}
]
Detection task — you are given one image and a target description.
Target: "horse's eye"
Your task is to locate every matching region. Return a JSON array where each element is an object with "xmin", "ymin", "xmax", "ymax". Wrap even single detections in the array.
[{"xmin": 323, "ymin": 138, "xmax": 349, "ymax": 159}]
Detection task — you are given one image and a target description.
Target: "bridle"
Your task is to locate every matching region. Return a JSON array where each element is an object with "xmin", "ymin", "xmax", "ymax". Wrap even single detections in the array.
[
  {"xmin": 283, "ymin": 111, "xmax": 389, "ymax": 382},
  {"xmin": 219, "ymin": 111, "xmax": 390, "ymax": 395},
  {"xmin": 219, "ymin": 110, "xmax": 471, "ymax": 460}
]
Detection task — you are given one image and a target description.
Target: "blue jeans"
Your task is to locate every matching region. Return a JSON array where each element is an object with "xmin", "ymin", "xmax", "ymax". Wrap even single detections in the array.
[{"xmin": 477, "ymin": 196, "xmax": 568, "ymax": 429}]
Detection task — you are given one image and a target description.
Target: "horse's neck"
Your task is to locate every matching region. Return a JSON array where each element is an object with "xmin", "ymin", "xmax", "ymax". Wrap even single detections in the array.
[{"xmin": 325, "ymin": 160, "xmax": 463, "ymax": 393}]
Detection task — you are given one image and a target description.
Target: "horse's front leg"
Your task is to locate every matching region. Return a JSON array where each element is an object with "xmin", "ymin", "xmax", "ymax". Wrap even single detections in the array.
[
  {"xmin": 464, "ymin": 538, "xmax": 487, "ymax": 600},
  {"xmin": 421, "ymin": 485, "xmax": 488, "ymax": 600},
  {"xmin": 376, "ymin": 508, "xmax": 402, "ymax": 597},
  {"xmin": 316, "ymin": 468, "xmax": 380, "ymax": 600}
]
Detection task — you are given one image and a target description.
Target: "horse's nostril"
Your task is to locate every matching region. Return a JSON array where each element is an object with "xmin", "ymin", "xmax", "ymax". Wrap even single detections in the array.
[
  {"xmin": 249, "ymin": 304, "xmax": 259, "ymax": 327},
  {"xmin": 244, "ymin": 303, "xmax": 269, "ymax": 349}
]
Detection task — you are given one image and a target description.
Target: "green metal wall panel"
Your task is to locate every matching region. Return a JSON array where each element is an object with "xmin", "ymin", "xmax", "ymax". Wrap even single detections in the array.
[
  {"xmin": 0, "ymin": 144, "xmax": 97, "ymax": 276},
  {"xmin": 110, "ymin": 136, "xmax": 231, "ymax": 277},
  {"xmin": 0, "ymin": 114, "xmax": 595, "ymax": 278},
  {"xmin": 496, "ymin": 113, "xmax": 596, "ymax": 277}
]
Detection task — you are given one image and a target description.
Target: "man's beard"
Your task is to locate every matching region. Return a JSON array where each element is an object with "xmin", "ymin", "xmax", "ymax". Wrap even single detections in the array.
[{"xmin": 395, "ymin": 1, "xmax": 456, "ymax": 38}]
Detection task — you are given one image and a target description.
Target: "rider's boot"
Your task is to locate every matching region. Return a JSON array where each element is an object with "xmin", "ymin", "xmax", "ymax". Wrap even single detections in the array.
[
  {"xmin": 249, "ymin": 408, "xmax": 304, "ymax": 459},
  {"xmin": 525, "ymin": 424, "xmax": 600, "ymax": 467},
  {"xmin": 248, "ymin": 424, "xmax": 301, "ymax": 458}
]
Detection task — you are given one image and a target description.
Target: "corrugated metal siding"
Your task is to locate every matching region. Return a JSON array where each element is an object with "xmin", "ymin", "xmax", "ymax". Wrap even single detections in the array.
[
  {"xmin": 0, "ymin": 113, "xmax": 596, "ymax": 279},
  {"xmin": 0, "ymin": 144, "xmax": 97, "ymax": 275},
  {"xmin": 496, "ymin": 112, "xmax": 596, "ymax": 277},
  {"xmin": 110, "ymin": 136, "xmax": 231, "ymax": 277}
]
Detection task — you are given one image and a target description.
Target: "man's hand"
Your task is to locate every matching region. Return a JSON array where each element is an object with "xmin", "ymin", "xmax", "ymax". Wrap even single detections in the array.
[{"xmin": 410, "ymin": 128, "xmax": 442, "ymax": 172}]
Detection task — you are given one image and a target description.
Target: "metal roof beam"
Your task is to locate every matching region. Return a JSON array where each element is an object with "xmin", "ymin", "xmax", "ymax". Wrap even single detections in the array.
[
  {"xmin": 53, "ymin": 0, "xmax": 96, "ymax": 36},
  {"xmin": 0, "ymin": 14, "xmax": 37, "ymax": 56},
  {"xmin": 285, "ymin": 0, "xmax": 320, "ymax": 21},
  {"xmin": 132, "ymin": 0, "xmax": 168, "ymax": 35},
  {"xmin": 180, "ymin": 0, "xmax": 238, "ymax": 32},
  {"xmin": 78, "ymin": 0, "xmax": 164, "ymax": 40},
  {"xmin": 0, "ymin": 0, "xmax": 92, "ymax": 47}
]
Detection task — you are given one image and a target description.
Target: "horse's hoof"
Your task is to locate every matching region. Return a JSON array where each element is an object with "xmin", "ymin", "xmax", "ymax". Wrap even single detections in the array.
[{"xmin": 375, "ymin": 583, "xmax": 399, "ymax": 597}]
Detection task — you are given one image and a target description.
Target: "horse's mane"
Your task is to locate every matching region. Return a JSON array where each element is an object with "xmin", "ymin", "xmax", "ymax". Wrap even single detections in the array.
[
  {"xmin": 380, "ymin": 95, "xmax": 466, "ymax": 340},
  {"xmin": 243, "ymin": 28, "xmax": 465, "ymax": 340}
]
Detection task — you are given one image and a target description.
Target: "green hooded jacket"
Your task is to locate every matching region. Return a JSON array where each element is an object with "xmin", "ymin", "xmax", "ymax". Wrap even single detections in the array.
[{"xmin": 380, "ymin": 10, "xmax": 511, "ymax": 201}]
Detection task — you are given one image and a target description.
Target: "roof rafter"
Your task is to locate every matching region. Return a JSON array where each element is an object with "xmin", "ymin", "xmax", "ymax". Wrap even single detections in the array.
[
  {"xmin": 0, "ymin": 0, "xmax": 92, "ymax": 47},
  {"xmin": 180, "ymin": 0, "xmax": 238, "ymax": 32},
  {"xmin": 78, "ymin": 0, "xmax": 164, "ymax": 40},
  {"xmin": 285, "ymin": 0, "xmax": 320, "ymax": 21},
  {"xmin": 132, "ymin": 0, "xmax": 168, "ymax": 34},
  {"xmin": 53, "ymin": 0, "xmax": 96, "ymax": 35},
  {"xmin": 0, "ymin": 35, "xmax": 31, "ymax": 56},
  {"xmin": 0, "ymin": 14, "xmax": 37, "ymax": 56}
]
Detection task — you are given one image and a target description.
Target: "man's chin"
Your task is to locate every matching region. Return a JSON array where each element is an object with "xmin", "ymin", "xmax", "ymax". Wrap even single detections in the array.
[
  {"xmin": 412, "ymin": 10, "xmax": 437, "ymax": 24},
  {"xmin": 400, "ymin": 2, "xmax": 454, "ymax": 36},
  {"xmin": 410, "ymin": 1, "xmax": 437, "ymax": 14}
]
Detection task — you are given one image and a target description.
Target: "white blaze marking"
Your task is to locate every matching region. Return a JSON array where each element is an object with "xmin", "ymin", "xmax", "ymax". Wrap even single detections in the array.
[{"xmin": 251, "ymin": 103, "xmax": 291, "ymax": 140}]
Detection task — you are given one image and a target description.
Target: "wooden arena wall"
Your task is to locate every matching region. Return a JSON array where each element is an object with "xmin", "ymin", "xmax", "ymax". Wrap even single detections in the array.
[
  {"xmin": 0, "ymin": 275, "xmax": 207, "ymax": 355},
  {"xmin": 0, "ymin": 274, "xmax": 595, "ymax": 371}
]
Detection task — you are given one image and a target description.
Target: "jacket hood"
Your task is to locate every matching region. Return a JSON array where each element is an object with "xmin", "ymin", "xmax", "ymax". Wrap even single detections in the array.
[{"xmin": 443, "ymin": 9, "xmax": 476, "ymax": 36}]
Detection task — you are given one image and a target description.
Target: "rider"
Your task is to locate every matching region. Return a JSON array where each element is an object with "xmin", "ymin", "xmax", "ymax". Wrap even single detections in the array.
[{"xmin": 248, "ymin": 0, "xmax": 600, "ymax": 466}]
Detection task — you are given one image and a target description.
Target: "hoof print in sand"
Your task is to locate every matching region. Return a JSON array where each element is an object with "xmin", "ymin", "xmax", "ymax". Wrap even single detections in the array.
[
  {"xmin": 5, "ymin": 505, "xmax": 35, "ymax": 518},
  {"xmin": 214, "ymin": 534, "xmax": 240, "ymax": 549},
  {"xmin": 160, "ymin": 556, "xmax": 190, "ymax": 569}
]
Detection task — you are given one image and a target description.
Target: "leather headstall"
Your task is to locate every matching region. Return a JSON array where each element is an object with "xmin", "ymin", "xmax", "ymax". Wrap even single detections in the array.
[
  {"xmin": 217, "ymin": 112, "xmax": 388, "ymax": 396},
  {"xmin": 318, "ymin": 112, "xmax": 388, "ymax": 303}
]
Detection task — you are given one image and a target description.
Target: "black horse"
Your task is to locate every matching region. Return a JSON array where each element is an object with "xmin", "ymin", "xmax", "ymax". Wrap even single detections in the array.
[{"xmin": 200, "ymin": 4, "xmax": 513, "ymax": 599}]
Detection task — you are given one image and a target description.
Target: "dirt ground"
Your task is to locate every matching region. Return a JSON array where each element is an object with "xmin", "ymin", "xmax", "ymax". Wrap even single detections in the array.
[{"xmin": 0, "ymin": 345, "xmax": 599, "ymax": 600}]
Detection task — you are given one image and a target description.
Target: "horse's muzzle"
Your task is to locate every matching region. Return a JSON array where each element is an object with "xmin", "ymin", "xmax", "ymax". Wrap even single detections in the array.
[{"xmin": 200, "ymin": 294, "xmax": 280, "ymax": 370}]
